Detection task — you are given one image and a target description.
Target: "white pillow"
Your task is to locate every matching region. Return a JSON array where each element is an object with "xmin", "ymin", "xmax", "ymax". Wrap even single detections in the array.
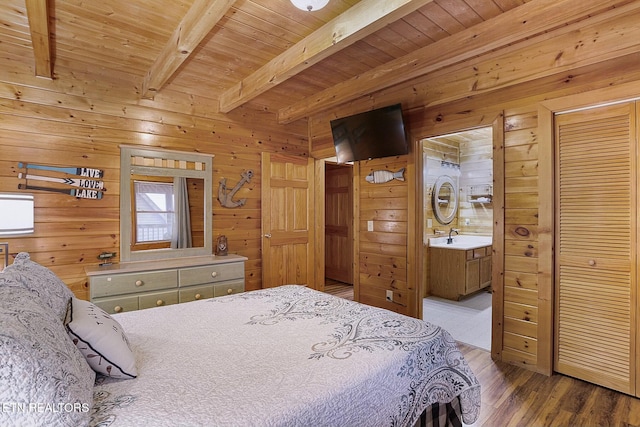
[{"xmin": 66, "ymin": 298, "xmax": 138, "ymax": 379}]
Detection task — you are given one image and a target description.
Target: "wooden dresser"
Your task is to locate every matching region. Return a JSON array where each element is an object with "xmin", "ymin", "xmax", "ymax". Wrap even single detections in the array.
[{"xmin": 86, "ymin": 254, "xmax": 247, "ymax": 314}]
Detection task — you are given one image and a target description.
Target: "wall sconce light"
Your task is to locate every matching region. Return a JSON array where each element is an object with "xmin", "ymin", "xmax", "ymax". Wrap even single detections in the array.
[
  {"xmin": 0, "ymin": 193, "xmax": 35, "ymax": 267},
  {"xmin": 290, "ymin": 0, "xmax": 329, "ymax": 11}
]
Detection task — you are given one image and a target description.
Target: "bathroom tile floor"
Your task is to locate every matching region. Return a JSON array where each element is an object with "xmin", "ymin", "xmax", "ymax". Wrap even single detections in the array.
[{"xmin": 423, "ymin": 291, "xmax": 492, "ymax": 351}]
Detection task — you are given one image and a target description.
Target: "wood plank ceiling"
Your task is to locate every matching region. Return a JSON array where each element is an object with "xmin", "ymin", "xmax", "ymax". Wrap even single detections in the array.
[{"xmin": 1, "ymin": 0, "xmax": 622, "ymax": 123}]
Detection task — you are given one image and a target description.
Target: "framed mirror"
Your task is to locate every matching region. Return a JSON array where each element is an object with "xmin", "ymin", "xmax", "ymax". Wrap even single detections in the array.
[
  {"xmin": 120, "ymin": 146, "xmax": 213, "ymax": 262},
  {"xmin": 431, "ymin": 175, "xmax": 458, "ymax": 225}
]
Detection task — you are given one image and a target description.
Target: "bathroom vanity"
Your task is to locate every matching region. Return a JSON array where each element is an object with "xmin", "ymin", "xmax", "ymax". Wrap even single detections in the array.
[{"xmin": 429, "ymin": 236, "xmax": 492, "ymax": 300}]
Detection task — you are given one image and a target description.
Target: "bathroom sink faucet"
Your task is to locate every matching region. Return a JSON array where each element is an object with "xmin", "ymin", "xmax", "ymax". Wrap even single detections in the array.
[{"xmin": 447, "ymin": 228, "xmax": 459, "ymax": 244}]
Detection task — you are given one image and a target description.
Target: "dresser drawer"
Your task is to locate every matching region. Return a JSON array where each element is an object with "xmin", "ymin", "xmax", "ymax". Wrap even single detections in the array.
[
  {"xmin": 91, "ymin": 269, "xmax": 178, "ymax": 298},
  {"xmin": 213, "ymin": 279, "xmax": 244, "ymax": 297},
  {"xmin": 139, "ymin": 290, "xmax": 179, "ymax": 310},
  {"xmin": 93, "ymin": 295, "xmax": 139, "ymax": 315},
  {"xmin": 179, "ymin": 284, "xmax": 215, "ymax": 303},
  {"xmin": 178, "ymin": 262, "xmax": 244, "ymax": 287}
]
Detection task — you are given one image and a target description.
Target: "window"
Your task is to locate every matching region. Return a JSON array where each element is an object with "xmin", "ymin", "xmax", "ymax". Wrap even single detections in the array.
[{"xmin": 133, "ymin": 180, "xmax": 174, "ymax": 244}]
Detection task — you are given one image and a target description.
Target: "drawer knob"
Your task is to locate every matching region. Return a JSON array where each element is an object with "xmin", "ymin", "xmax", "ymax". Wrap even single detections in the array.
[
  {"xmin": 156, "ymin": 299, "xmax": 164, "ymax": 306},
  {"xmin": 211, "ymin": 271, "xmax": 218, "ymax": 278},
  {"xmin": 588, "ymin": 259, "xmax": 596, "ymax": 266},
  {"xmin": 135, "ymin": 280, "xmax": 144, "ymax": 286},
  {"xmin": 227, "ymin": 288, "xmax": 233, "ymax": 294},
  {"xmin": 195, "ymin": 293, "xmax": 202, "ymax": 300},
  {"xmin": 114, "ymin": 306, "xmax": 123, "ymax": 313}
]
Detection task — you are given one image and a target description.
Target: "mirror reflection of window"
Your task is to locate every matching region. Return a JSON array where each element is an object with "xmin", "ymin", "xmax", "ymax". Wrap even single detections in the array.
[
  {"xmin": 134, "ymin": 180, "xmax": 175, "ymax": 244},
  {"xmin": 132, "ymin": 178, "xmax": 194, "ymax": 250}
]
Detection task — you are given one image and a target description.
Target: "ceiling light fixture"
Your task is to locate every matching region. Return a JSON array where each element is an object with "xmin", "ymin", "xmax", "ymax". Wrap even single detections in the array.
[{"xmin": 290, "ymin": 0, "xmax": 329, "ymax": 12}]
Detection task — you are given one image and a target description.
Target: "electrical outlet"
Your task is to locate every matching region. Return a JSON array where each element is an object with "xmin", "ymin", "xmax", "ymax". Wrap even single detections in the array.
[
  {"xmin": 465, "ymin": 218, "xmax": 470, "ymax": 225},
  {"xmin": 367, "ymin": 220, "xmax": 374, "ymax": 231},
  {"xmin": 427, "ymin": 219, "xmax": 432, "ymax": 228},
  {"xmin": 386, "ymin": 290, "xmax": 393, "ymax": 302}
]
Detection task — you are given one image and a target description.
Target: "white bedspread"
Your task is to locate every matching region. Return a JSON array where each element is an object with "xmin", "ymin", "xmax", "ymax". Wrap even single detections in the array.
[{"xmin": 91, "ymin": 285, "xmax": 480, "ymax": 427}]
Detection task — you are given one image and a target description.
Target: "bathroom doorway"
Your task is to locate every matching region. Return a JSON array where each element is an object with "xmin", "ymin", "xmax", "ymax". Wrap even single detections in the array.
[{"xmin": 420, "ymin": 126, "xmax": 494, "ymax": 350}]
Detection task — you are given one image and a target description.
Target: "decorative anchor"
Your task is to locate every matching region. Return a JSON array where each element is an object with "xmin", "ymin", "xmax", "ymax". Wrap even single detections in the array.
[{"xmin": 218, "ymin": 169, "xmax": 254, "ymax": 208}]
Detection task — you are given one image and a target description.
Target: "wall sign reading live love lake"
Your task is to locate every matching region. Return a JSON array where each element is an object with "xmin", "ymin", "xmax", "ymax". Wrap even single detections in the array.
[{"xmin": 17, "ymin": 162, "xmax": 106, "ymax": 200}]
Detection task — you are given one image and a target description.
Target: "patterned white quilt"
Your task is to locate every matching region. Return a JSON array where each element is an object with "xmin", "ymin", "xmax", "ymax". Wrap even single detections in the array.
[{"xmin": 91, "ymin": 285, "xmax": 480, "ymax": 427}]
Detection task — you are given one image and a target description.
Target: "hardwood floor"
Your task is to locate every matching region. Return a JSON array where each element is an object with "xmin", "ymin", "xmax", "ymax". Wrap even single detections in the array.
[
  {"xmin": 324, "ymin": 278, "xmax": 353, "ymax": 300},
  {"xmin": 459, "ymin": 343, "xmax": 640, "ymax": 427},
  {"xmin": 324, "ymin": 282, "xmax": 640, "ymax": 426}
]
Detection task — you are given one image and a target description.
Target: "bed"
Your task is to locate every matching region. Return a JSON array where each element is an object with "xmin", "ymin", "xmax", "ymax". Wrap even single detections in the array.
[{"xmin": 1, "ymin": 253, "xmax": 480, "ymax": 427}]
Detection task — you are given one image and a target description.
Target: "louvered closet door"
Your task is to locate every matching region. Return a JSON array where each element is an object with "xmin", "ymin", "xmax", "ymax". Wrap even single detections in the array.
[{"xmin": 555, "ymin": 102, "xmax": 637, "ymax": 395}]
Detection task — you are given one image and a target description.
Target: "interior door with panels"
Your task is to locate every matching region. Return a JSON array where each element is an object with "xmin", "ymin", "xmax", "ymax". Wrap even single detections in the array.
[
  {"xmin": 261, "ymin": 152, "xmax": 315, "ymax": 288},
  {"xmin": 554, "ymin": 102, "xmax": 637, "ymax": 395}
]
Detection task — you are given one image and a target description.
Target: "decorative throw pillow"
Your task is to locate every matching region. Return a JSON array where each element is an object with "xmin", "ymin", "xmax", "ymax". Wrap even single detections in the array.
[
  {"xmin": 0, "ymin": 286, "xmax": 95, "ymax": 427},
  {"xmin": 1, "ymin": 252, "xmax": 74, "ymax": 322},
  {"xmin": 66, "ymin": 298, "xmax": 138, "ymax": 379}
]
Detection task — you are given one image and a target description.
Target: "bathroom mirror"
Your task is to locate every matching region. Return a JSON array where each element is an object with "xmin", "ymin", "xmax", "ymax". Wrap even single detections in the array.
[
  {"xmin": 120, "ymin": 146, "xmax": 213, "ymax": 262},
  {"xmin": 432, "ymin": 175, "xmax": 458, "ymax": 225}
]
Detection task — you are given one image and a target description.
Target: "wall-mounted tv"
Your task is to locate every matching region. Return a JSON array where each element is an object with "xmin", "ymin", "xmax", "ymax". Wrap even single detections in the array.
[{"xmin": 330, "ymin": 103, "xmax": 408, "ymax": 164}]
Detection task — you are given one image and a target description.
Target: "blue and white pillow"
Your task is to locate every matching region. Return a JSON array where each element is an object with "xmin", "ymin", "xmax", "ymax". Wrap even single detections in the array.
[
  {"xmin": 0, "ymin": 286, "xmax": 95, "ymax": 427},
  {"xmin": 2, "ymin": 252, "xmax": 74, "ymax": 322}
]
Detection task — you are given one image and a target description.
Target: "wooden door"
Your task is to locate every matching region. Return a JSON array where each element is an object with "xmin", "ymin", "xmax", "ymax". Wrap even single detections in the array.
[
  {"xmin": 261, "ymin": 153, "xmax": 315, "ymax": 288},
  {"xmin": 480, "ymin": 254, "xmax": 492, "ymax": 288},
  {"xmin": 325, "ymin": 163, "xmax": 353, "ymax": 284},
  {"xmin": 465, "ymin": 258, "xmax": 480, "ymax": 295},
  {"xmin": 554, "ymin": 102, "xmax": 637, "ymax": 395}
]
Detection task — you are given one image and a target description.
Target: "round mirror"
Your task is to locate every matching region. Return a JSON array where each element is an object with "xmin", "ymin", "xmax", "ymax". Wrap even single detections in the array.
[{"xmin": 431, "ymin": 175, "xmax": 458, "ymax": 225}]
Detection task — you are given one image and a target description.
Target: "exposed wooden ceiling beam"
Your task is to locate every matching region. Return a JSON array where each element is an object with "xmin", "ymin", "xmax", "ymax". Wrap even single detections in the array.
[
  {"xmin": 25, "ymin": 0, "xmax": 52, "ymax": 79},
  {"xmin": 141, "ymin": 0, "xmax": 237, "ymax": 99},
  {"xmin": 277, "ymin": 0, "xmax": 631, "ymax": 123},
  {"xmin": 218, "ymin": 0, "xmax": 434, "ymax": 114}
]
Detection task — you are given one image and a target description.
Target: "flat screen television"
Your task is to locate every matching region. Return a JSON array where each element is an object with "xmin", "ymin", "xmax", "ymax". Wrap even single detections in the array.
[{"xmin": 330, "ymin": 103, "xmax": 408, "ymax": 164}]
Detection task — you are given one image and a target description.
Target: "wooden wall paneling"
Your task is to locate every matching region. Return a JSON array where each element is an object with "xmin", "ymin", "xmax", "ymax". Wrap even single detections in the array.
[
  {"xmin": 311, "ymin": 20, "xmax": 640, "ymax": 376},
  {"xmin": 308, "ymin": 106, "xmax": 351, "ymax": 155},
  {"xmin": 414, "ymin": 130, "xmax": 427, "ymax": 307},
  {"xmin": 8, "ymin": 0, "xmax": 640, "ymax": 381},
  {"xmin": 492, "ymin": 113, "xmax": 506, "ymax": 361},
  {"xmin": 458, "ymin": 129, "xmax": 493, "ymax": 235},
  {"xmin": 352, "ymin": 161, "xmax": 361, "ymax": 302},
  {"xmin": 0, "ymin": 69, "xmax": 308, "ymax": 300},
  {"xmin": 0, "ymin": 41, "xmax": 308, "ymax": 141},
  {"xmin": 310, "ymin": 57, "xmax": 640, "ymax": 375},
  {"xmin": 357, "ymin": 156, "xmax": 409, "ymax": 314},
  {"xmin": 537, "ymin": 103, "xmax": 556, "ymax": 376},
  {"xmin": 501, "ymin": 106, "xmax": 541, "ymax": 370},
  {"xmin": 405, "ymin": 146, "xmax": 418, "ymax": 317}
]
